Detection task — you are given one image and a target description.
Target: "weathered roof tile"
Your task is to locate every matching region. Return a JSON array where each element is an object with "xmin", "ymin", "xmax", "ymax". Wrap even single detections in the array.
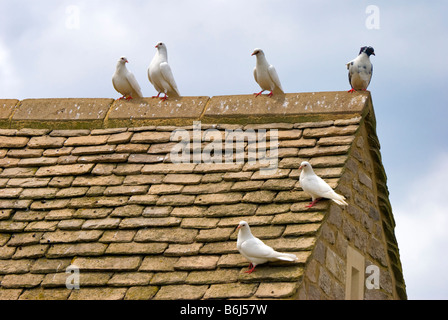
[
  {"xmin": 68, "ymin": 287, "xmax": 127, "ymax": 300},
  {"xmin": 35, "ymin": 163, "xmax": 93, "ymax": 177},
  {"xmin": 154, "ymin": 284, "xmax": 208, "ymax": 300},
  {"xmin": 0, "ymin": 136, "xmax": 29, "ymax": 148},
  {"xmin": 64, "ymin": 135, "xmax": 109, "ymax": 147},
  {"xmin": 149, "ymin": 271, "xmax": 188, "ymax": 285},
  {"xmin": 105, "ymin": 242, "xmax": 167, "ymax": 255},
  {"xmin": 72, "ymin": 256, "xmax": 142, "ymax": 272},
  {"xmin": 46, "ymin": 243, "xmax": 107, "ymax": 258},
  {"xmin": 255, "ymin": 282, "xmax": 299, "ymax": 298},
  {"xmin": 174, "ymin": 255, "xmax": 220, "ymax": 271},
  {"xmin": 1, "ymin": 273, "xmax": 44, "ymax": 288},
  {"xmin": 107, "ymin": 272, "xmax": 153, "ymax": 287},
  {"xmin": 203, "ymin": 282, "xmax": 257, "ymax": 299},
  {"xmin": 135, "ymin": 227, "xmax": 198, "ymax": 244}
]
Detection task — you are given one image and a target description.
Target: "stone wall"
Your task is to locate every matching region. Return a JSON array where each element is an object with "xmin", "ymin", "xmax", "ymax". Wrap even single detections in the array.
[{"xmin": 295, "ymin": 111, "xmax": 406, "ymax": 300}]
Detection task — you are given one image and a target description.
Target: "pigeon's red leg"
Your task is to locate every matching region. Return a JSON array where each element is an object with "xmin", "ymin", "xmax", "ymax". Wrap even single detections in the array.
[
  {"xmin": 160, "ymin": 94, "xmax": 168, "ymax": 102},
  {"xmin": 267, "ymin": 91, "xmax": 274, "ymax": 97},
  {"xmin": 152, "ymin": 93, "xmax": 161, "ymax": 98},
  {"xmin": 254, "ymin": 90, "xmax": 264, "ymax": 97},
  {"xmin": 125, "ymin": 96, "xmax": 133, "ymax": 101},
  {"xmin": 306, "ymin": 198, "xmax": 321, "ymax": 208},
  {"xmin": 348, "ymin": 88, "xmax": 356, "ymax": 93},
  {"xmin": 245, "ymin": 264, "xmax": 256, "ymax": 274},
  {"xmin": 117, "ymin": 96, "xmax": 125, "ymax": 101}
]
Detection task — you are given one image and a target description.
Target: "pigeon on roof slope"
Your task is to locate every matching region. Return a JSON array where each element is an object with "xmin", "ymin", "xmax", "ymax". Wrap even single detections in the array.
[
  {"xmin": 299, "ymin": 161, "xmax": 348, "ymax": 208},
  {"xmin": 347, "ymin": 46, "xmax": 375, "ymax": 93},
  {"xmin": 237, "ymin": 221, "xmax": 298, "ymax": 274},
  {"xmin": 251, "ymin": 48, "xmax": 284, "ymax": 97},
  {"xmin": 148, "ymin": 42, "xmax": 181, "ymax": 101},
  {"xmin": 112, "ymin": 56, "xmax": 143, "ymax": 100}
]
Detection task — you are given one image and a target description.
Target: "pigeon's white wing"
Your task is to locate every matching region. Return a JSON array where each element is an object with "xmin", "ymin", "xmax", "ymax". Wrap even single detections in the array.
[
  {"xmin": 346, "ymin": 59, "xmax": 355, "ymax": 70},
  {"xmin": 126, "ymin": 72, "xmax": 143, "ymax": 98},
  {"xmin": 347, "ymin": 60, "xmax": 356, "ymax": 85},
  {"xmin": 147, "ymin": 67, "xmax": 154, "ymax": 85},
  {"xmin": 302, "ymin": 175, "xmax": 334, "ymax": 198},
  {"xmin": 268, "ymin": 65, "xmax": 283, "ymax": 92},
  {"xmin": 112, "ymin": 75, "xmax": 121, "ymax": 93},
  {"xmin": 147, "ymin": 54, "xmax": 159, "ymax": 86},
  {"xmin": 160, "ymin": 62, "xmax": 180, "ymax": 97},
  {"xmin": 359, "ymin": 62, "xmax": 373, "ymax": 85},
  {"xmin": 310, "ymin": 175, "xmax": 347, "ymax": 204},
  {"xmin": 253, "ymin": 67, "xmax": 258, "ymax": 84},
  {"xmin": 240, "ymin": 238, "xmax": 276, "ymax": 259}
]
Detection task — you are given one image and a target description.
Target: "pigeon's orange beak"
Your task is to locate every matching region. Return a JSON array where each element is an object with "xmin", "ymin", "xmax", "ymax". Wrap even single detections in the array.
[
  {"xmin": 299, "ymin": 165, "xmax": 303, "ymax": 170},
  {"xmin": 237, "ymin": 224, "xmax": 242, "ymax": 230},
  {"xmin": 251, "ymin": 52, "xmax": 255, "ymax": 56}
]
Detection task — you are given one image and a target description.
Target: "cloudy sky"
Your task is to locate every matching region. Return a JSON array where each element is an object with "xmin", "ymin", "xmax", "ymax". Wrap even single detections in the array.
[{"xmin": 1, "ymin": 0, "xmax": 447, "ymax": 299}]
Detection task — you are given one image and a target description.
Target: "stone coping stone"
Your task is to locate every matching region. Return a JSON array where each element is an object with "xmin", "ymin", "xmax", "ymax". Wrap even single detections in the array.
[{"xmin": 1, "ymin": 92, "xmax": 371, "ymax": 129}]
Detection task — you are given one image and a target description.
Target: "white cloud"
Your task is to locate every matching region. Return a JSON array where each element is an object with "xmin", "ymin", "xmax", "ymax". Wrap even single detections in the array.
[{"xmin": 394, "ymin": 152, "xmax": 448, "ymax": 299}]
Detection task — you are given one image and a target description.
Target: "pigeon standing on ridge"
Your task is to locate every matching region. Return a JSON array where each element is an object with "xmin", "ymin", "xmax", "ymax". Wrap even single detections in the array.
[
  {"xmin": 148, "ymin": 42, "xmax": 181, "ymax": 101},
  {"xmin": 299, "ymin": 161, "xmax": 348, "ymax": 208},
  {"xmin": 237, "ymin": 221, "xmax": 298, "ymax": 274},
  {"xmin": 347, "ymin": 46, "xmax": 375, "ymax": 93},
  {"xmin": 251, "ymin": 48, "xmax": 284, "ymax": 97},
  {"xmin": 112, "ymin": 56, "xmax": 143, "ymax": 100}
]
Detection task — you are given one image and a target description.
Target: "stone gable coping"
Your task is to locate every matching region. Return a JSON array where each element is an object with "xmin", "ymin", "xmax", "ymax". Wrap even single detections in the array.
[{"xmin": 1, "ymin": 92, "xmax": 369, "ymax": 130}]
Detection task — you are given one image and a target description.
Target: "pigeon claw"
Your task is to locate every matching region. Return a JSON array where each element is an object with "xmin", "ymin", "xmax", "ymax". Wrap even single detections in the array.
[
  {"xmin": 152, "ymin": 93, "xmax": 161, "ymax": 99},
  {"xmin": 160, "ymin": 94, "xmax": 168, "ymax": 102},
  {"xmin": 254, "ymin": 90, "xmax": 274, "ymax": 97},
  {"xmin": 118, "ymin": 95, "xmax": 133, "ymax": 101},
  {"xmin": 347, "ymin": 88, "xmax": 356, "ymax": 93}
]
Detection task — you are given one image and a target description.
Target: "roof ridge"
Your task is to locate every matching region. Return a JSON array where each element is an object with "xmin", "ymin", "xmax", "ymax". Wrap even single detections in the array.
[{"xmin": 0, "ymin": 92, "xmax": 370, "ymax": 130}]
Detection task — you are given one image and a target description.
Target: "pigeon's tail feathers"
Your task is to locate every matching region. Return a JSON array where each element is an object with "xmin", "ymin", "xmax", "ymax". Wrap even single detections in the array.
[
  {"xmin": 168, "ymin": 88, "xmax": 181, "ymax": 98},
  {"xmin": 134, "ymin": 89, "xmax": 143, "ymax": 99},
  {"xmin": 273, "ymin": 86, "xmax": 285, "ymax": 95},
  {"xmin": 331, "ymin": 193, "xmax": 348, "ymax": 206},
  {"xmin": 274, "ymin": 252, "xmax": 298, "ymax": 262}
]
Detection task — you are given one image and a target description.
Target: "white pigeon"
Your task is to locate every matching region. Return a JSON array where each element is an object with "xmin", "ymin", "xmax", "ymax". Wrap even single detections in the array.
[
  {"xmin": 299, "ymin": 161, "xmax": 348, "ymax": 208},
  {"xmin": 147, "ymin": 42, "xmax": 181, "ymax": 101},
  {"xmin": 237, "ymin": 221, "xmax": 298, "ymax": 274},
  {"xmin": 112, "ymin": 56, "xmax": 143, "ymax": 100},
  {"xmin": 251, "ymin": 48, "xmax": 284, "ymax": 97},
  {"xmin": 347, "ymin": 46, "xmax": 375, "ymax": 93}
]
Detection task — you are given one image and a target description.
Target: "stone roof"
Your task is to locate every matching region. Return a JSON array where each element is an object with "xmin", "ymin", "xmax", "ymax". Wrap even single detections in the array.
[{"xmin": 0, "ymin": 92, "xmax": 406, "ymax": 300}]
